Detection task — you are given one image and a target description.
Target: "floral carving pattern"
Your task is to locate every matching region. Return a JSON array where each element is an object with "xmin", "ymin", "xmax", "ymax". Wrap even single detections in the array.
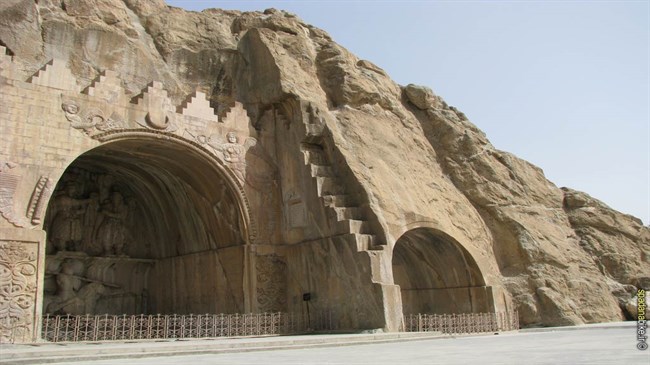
[
  {"xmin": 256, "ymin": 254, "xmax": 287, "ymax": 312},
  {"xmin": 0, "ymin": 241, "xmax": 38, "ymax": 343}
]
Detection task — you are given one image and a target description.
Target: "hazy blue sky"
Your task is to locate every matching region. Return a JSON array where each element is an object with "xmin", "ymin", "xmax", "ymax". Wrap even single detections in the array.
[{"xmin": 166, "ymin": 0, "xmax": 649, "ymax": 224}]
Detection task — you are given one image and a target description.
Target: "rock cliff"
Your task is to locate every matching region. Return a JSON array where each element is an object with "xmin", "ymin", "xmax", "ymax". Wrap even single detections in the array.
[{"xmin": 1, "ymin": 0, "xmax": 647, "ymax": 327}]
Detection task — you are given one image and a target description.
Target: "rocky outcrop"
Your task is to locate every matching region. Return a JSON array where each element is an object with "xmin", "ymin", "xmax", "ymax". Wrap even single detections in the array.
[
  {"xmin": 562, "ymin": 188, "xmax": 649, "ymax": 319},
  {"xmin": 1, "ymin": 0, "xmax": 647, "ymax": 327}
]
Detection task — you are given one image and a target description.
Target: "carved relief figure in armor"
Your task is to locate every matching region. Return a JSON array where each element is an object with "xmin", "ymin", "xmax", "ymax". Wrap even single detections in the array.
[
  {"xmin": 96, "ymin": 192, "xmax": 129, "ymax": 256},
  {"xmin": 49, "ymin": 184, "xmax": 97, "ymax": 252},
  {"xmin": 46, "ymin": 260, "xmax": 106, "ymax": 315}
]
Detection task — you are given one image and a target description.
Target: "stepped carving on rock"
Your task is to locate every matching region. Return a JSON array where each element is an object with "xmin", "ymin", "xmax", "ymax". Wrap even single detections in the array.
[{"xmin": 0, "ymin": 0, "xmax": 647, "ymax": 342}]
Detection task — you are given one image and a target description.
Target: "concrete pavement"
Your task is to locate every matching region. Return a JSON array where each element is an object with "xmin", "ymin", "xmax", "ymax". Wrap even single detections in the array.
[{"xmin": 1, "ymin": 322, "xmax": 647, "ymax": 365}]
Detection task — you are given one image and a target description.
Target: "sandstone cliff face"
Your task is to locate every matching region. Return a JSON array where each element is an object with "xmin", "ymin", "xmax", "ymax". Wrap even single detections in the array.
[{"xmin": 1, "ymin": 0, "xmax": 647, "ymax": 327}]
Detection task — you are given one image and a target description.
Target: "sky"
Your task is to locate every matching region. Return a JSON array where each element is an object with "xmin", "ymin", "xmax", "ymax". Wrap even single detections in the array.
[{"xmin": 166, "ymin": 0, "xmax": 649, "ymax": 225}]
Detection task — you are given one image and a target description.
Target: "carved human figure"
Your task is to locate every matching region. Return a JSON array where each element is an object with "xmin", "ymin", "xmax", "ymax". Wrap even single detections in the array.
[
  {"xmin": 46, "ymin": 260, "xmax": 106, "ymax": 315},
  {"xmin": 98, "ymin": 175, "xmax": 115, "ymax": 204},
  {"xmin": 82, "ymin": 192, "xmax": 102, "ymax": 255},
  {"xmin": 51, "ymin": 260, "xmax": 82, "ymax": 305},
  {"xmin": 96, "ymin": 192, "xmax": 129, "ymax": 256},
  {"xmin": 223, "ymin": 132, "xmax": 243, "ymax": 161},
  {"xmin": 49, "ymin": 184, "xmax": 96, "ymax": 252},
  {"xmin": 208, "ymin": 132, "xmax": 257, "ymax": 182}
]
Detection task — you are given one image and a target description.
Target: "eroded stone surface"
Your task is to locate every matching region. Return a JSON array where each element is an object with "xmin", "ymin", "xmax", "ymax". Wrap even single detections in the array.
[{"xmin": 0, "ymin": 1, "xmax": 647, "ymax": 342}]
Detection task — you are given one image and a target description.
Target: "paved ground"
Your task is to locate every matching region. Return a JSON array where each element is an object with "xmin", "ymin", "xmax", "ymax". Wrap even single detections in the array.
[{"xmin": 65, "ymin": 324, "xmax": 647, "ymax": 365}]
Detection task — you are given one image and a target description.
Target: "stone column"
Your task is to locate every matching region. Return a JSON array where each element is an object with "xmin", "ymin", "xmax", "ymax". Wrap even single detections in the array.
[
  {"xmin": 243, "ymin": 243, "xmax": 254, "ymax": 313},
  {"xmin": 0, "ymin": 228, "xmax": 46, "ymax": 343}
]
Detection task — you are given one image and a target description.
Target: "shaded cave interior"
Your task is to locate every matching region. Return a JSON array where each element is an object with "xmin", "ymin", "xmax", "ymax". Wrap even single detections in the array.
[
  {"xmin": 42, "ymin": 139, "xmax": 248, "ymax": 316},
  {"xmin": 393, "ymin": 228, "xmax": 495, "ymax": 314}
]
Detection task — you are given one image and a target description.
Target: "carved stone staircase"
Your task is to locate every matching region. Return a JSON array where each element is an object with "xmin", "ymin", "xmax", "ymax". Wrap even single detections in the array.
[{"xmin": 301, "ymin": 140, "xmax": 385, "ymax": 252}]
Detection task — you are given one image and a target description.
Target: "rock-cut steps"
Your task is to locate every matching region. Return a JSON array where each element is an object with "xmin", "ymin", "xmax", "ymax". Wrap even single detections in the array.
[{"xmin": 301, "ymin": 143, "xmax": 385, "ymax": 251}]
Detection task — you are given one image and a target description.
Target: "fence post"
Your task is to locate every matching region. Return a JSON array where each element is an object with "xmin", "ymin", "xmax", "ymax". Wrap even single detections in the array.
[{"xmin": 42, "ymin": 314, "xmax": 48, "ymax": 342}]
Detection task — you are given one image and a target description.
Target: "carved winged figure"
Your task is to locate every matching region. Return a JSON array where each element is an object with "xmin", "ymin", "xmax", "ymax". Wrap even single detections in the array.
[{"xmin": 207, "ymin": 132, "xmax": 257, "ymax": 182}]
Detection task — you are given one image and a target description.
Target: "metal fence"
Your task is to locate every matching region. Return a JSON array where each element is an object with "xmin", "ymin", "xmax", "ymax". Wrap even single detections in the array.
[
  {"xmin": 40, "ymin": 313, "xmax": 308, "ymax": 343},
  {"xmin": 403, "ymin": 311, "xmax": 519, "ymax": 334},
  {"xmin": 30, "ymin": 311, "xmax": 518, "ymax": 343}
]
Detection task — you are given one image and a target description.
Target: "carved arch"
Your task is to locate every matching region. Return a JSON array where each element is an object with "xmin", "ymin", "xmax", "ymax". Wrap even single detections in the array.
[
  {"xmin": 392, "ymin": 221, "xmax": 493, "ymax": 286},
  {"xmin": 391, "ymin": 222, "xmax": 500, "ymax": 314},
  {"xmin": 96, "ymin": 129, "xmax": 256, "ymax": 244},
  {"xmin": 53, "ymin": 129, "xmax": 257, "ymax": 245},
  {"xmin": 41, "ymin": 130, "xmax": 257, "ymax": 315}
]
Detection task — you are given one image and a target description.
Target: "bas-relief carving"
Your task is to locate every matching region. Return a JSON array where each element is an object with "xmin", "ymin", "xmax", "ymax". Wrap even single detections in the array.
[
  {"xmin": 0, "ymin": 240, "xmax": 39, "ymax": 343},
  {"xmin": 286, "ymin": 191, "xmax": 306, "ymax": 228},
  {"xmin": 60, "ymin": 96, "xmax": 176, "ymax": 140},
  {"xmin": 42, "ymin": 253, "xmax": 152, "ymax": 315},
  {"xmin": 133, "ymin": 81, "xmax": 178, "ymax": 132},
  {"xmin": 256, "ymin": 254, "xmax": 287, "ymax": 313},
  {"xmin": 0, "ymin": 161, "xmax": 53, "ymax": 229},
  {"xmin": 44, "ymin": 258, "xmax": 108, "ymax": 314},
  {"xmin": 42, "ymin": 168, "xmax": 153, "ymax": 315},
  {"xmin": 19, "ymin": 67, "xmax": 282, "ymax": 316},
  {"xmin": 143, "ymin": 111, "xmax": 172, "ymax": 130},
  {"xmin": 48, "ymin": 184, "xmax": 96, "ymax": 253},
  {"xmin": 0, "ymin": 162, "xmax": 24, "ymax": 227},
  {"xmin": 207, "ymin": 132, "xmax": 255, "ymax": 183},
  {"xmin": 188, "ymin": 129, "xmax": 280, "ymax": 241},
  {"xmin": 95, "ymin": 192, "xmax": 129, "ymax": 256},
  {"xmin": 58, "ymin": 84, "xmax": 261, "ymax": 245},
  {"xmin": 45, "ymin": 168, "xmax": 137, "ymax": 257},
  {"xmin": 58, "ymin": 76, "xmax": 268, "ymax": 190},
  {"xmin": 188, "ymin": 130, "xmax": 279, "ymax": 188},
  {"xmin": 27, "ymin": 176, "xmax": 53, "ymax": 225},
  {"xmin": 61, "ymin": 101, "xmax": 126, "ymax": 136}
]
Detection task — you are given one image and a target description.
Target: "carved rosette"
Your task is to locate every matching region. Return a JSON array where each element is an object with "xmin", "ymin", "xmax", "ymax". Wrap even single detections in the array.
[{"xmin": 0, "ymin": 241, "xmax": 38, "ymax": 343}]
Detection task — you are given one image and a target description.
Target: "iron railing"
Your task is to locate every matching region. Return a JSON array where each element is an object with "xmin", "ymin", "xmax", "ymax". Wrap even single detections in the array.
[
  {"xmin": 1, "ymin": 311, "xmax": 520, "ymax": 343},
  {"xmin": 40, "ymin": 312, "xmax": 307, "ymax": 343},
  {"xmin": 403, "ymin": 311, "xmax": 519, "ymax": 334}
]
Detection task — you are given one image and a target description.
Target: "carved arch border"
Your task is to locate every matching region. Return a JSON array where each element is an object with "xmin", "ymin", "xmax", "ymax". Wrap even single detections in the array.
[
  {"xmin": 392, "ymin": 220, "xmax": 493, "ymax": 287},
  {"xmin": 83, "ymin": 128, "xmax": 259, "ymax": 245}
]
